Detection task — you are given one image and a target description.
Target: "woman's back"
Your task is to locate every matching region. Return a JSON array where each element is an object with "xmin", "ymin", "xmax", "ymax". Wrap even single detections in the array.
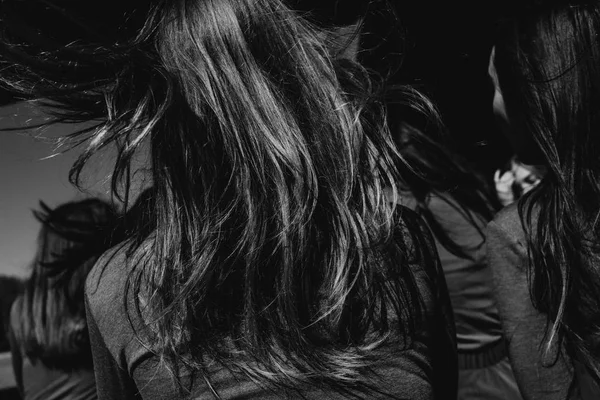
[
  {"xmin": 85, "ymin": 209, "xmax": 456, "ymax": 399},
  {"xmin": 401, "ymin": 193, "xmax": 501, "ymax": 351},
  {"xmin": 388, "ymin": 118, "xmax": 521, "ymax": 398}
]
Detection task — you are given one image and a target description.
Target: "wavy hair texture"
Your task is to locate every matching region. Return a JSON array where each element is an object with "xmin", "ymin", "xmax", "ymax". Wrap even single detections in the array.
[
  {"xmin": 494, "ymin": 1, "xmax": 600, "ymax": 393},
  {"xmin": 0, "ymin": 0, "xmax": 439, "ymax": 396},
  {"xmin": 10, "ymin": 198, "xmax": 120, "ymax": 370}
]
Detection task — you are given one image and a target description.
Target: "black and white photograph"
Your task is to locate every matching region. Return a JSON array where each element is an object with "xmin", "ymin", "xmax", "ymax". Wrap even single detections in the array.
[{"xmin": 0, "ymin": 1, "xmax": 597, "ymax": 399}]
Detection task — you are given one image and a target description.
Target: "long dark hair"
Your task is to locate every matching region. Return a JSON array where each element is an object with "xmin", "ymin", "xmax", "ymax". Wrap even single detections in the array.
[
  {"xmin": 122, "ymin": 187, "xmax": 156, "ymax": 245},
  {"xmin": 386, "ymin": 88, "xmax": 499, "ymax": 259},
  {"xmin": 1, "ymin": 0, "xmax": 438, "ymax": 396},
  {"xmin": 10, "ymin": 198, "xmax": 120, "ymax": 370},
  {"xmin": 494, "ymin": 1, "xmax": 600, "ymax": 391}
]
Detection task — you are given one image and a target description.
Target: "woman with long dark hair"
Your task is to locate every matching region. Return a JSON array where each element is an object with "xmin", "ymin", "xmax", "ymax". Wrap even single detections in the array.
[
  {"xmin": 0, "ymin": 1, "xmax": 457, "ymax": 398},
  {"xmin": 386, "ymin": 95, "xmax": 522, "ymax": 399},
  {"xmin": 487, "ymin": 2, "xmax": 600, "ymax": 398},
  {"xmin": 9, "ymin": 199, "xmax": 120, "ymax": 400}
]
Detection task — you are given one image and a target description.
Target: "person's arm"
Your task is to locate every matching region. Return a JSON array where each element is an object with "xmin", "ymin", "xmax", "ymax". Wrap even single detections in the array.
[
  {"xmin": 85, "ymin": 295, "xmax": 141, "ymax": 400},
  {"xmin": 486, "ymin": 219, "xmax": 573, "ymax": 400}
]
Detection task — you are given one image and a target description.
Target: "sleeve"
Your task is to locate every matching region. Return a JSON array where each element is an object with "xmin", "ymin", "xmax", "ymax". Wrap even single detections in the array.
[
  {"xmin": 85, "ymin": 294, "xmax": 141, "ymax": 400},
  {"xmin": 486, "ymin": 220, "xmax": 574, "ymax": 400}
]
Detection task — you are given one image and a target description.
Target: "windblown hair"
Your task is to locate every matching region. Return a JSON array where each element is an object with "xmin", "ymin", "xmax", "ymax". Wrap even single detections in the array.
[
  {"xmin": 10, "ymin": 198, "xmax": 120, "ymax": 370},
  {"xmin": 494, "ymin": 1, "xmax": 600, "ymax": 392},
  {"xmin": 386, "ymin": 88, "xmax": 499, "ymax": 259},
  {"xmin": 122, "ymin": 187, "xmax": 156, "ymax": 245},
  {"xmin": 1, "ymin": 0, "xmax": 438, "ymax": 396}
]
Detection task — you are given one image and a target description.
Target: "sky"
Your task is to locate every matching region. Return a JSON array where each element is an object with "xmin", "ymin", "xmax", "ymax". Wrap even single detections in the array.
[{"xmin": 0, "ymin": 102, "xmax": 149, "ymax": 278}]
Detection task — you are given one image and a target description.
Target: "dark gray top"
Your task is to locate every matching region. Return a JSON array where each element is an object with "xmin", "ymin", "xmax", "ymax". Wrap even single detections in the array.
[
  {"xmin": 85, "ymin": 225, "xmax": 457, "ymax": 399},
  {"xmin": 486, "ymin": 203, "xmax": 600, "ymax": 400},
  {"xmin": 401, "ymin": 193, "xmax": 503, "ymax": 352}
]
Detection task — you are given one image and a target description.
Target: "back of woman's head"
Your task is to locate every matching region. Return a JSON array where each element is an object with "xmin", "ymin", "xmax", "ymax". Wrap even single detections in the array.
[
  {"xmin": 494, "ymin": 1, "xmax": 600, "ymax": 184},
  {"xmin": 493, "ymin": 0, "xmax": 600, "ymax": 390},
  {"xmin": 11, "ymin": 198, "xmax": 119, "ymax": 370},
  {"xmin": 385, "ymin": 87, "xmax": 498, "ymax": 258},
  {"xmin": 2, "ymin": 0, "xmax": 435, "ymax": 394},
  {"xmin": 395, "ymin": 123, "xmax": 498, "ymax": 256}
]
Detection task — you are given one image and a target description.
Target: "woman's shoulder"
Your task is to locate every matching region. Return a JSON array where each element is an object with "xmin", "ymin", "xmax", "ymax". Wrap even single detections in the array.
[
  {"xmin": 84, "ymin": 237, "xmax": 156, "ymax": 369},
  {"xmin": 488, "ymin": 200, "xmax": 537, "ymax": 251},
  {"xmin": 490, "ymin": 202, "xmax": 523, "ymax": 233},
  {"xmin": 85, "ymin": 237, "xmax": 153, "ymax": 330},
  {"xmin": 85, "ymin": 243, "xmax": 128, "ymax": 310},
  {"xmin": 485, "ymin": 202, "xmax": 530, "ymax": 282}
]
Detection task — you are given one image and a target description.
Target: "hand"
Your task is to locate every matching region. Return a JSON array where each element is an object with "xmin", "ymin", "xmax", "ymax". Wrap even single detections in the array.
[{"xmin": 495, "ymin": 169, "xmax": 516, "ymax": 206}]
